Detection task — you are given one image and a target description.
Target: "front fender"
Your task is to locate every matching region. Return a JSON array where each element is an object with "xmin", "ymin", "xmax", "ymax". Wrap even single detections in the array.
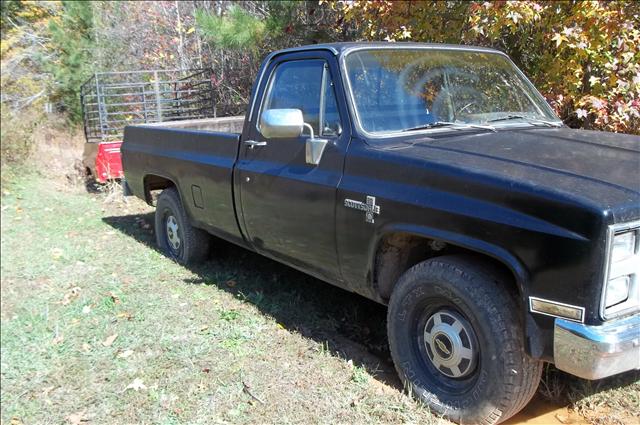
[{"xmin": 369, "ymin": 222, "xmax": 530, "ymax": 301}]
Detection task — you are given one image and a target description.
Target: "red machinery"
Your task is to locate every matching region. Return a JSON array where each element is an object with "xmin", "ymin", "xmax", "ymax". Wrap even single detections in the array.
[
  {"xmin": 80, "ymin": 69, "xmax": 218, "ymax": 182},
  {"xmin": 85, "ymin": 141, "xmax": 124, "ymax": 184}
]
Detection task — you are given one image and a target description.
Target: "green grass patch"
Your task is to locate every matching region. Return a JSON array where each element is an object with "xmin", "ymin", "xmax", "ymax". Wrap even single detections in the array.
[{"xmin": 1, "ymin": 174, "xmax": 637, "ymax": 425}]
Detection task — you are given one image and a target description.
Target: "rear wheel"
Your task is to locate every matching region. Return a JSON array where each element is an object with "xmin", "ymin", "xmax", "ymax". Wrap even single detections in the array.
[
  {"xmin": 155, "ymin": 187, "xmax": 210, "ymax": 265},
  {"xmin": 387, "ymin": 256, "xmax": 542, "ymax": 425}
]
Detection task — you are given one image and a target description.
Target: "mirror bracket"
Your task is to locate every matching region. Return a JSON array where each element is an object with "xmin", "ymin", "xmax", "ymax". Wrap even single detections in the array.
[
  {"xmin": 301, "ymin": 122, "xmax": 328, "ymax": 165},
  {"xmin": 306, "ymin": 137, "xmax": 328, "ymax": 165}
]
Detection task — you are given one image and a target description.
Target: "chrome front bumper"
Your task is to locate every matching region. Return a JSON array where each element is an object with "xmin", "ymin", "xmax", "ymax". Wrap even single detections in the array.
[{"xmin": 554, "ymin": 314, "xmax": 640, "ymax": 380}]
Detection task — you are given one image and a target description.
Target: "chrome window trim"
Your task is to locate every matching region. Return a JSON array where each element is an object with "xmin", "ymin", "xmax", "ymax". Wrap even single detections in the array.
[
  {"xmin": 338, "ymin": 45, "xmax": 562, "ymax": 139},
  {"xmin": 247, "ymin": 46, "xmax": 339, "ymax": 124},
  {"xmin": 529, "ymin": 296, "xmax": 585, "ymax": 323},
  {"xmin": 599, "ymin": 220, "xmax": 640, "ymax": 320}
]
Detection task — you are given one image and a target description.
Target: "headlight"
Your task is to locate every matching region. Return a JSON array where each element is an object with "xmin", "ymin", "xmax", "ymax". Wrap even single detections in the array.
[
  {"xmin": 602, "ymin": 223, "xmax": 640, "ymax": 319},
  {"xmin": 611, "ymin": 231, "xmax": 635, "ymax": 262}
]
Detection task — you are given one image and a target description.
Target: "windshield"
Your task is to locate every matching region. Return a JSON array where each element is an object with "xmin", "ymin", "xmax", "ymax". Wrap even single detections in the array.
[{"xmin": 343, "ymin": 48, "xmax": 560, "ymax": 134}]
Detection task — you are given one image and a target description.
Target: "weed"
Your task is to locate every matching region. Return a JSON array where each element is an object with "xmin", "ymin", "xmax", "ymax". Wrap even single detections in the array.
[
  {"xmin": 220, "ymin": 310, "xmax": 241, "ymax": 321},
  {"xmin": 351, "ymin": 364, "xmax": 370, "ymax": 386}
]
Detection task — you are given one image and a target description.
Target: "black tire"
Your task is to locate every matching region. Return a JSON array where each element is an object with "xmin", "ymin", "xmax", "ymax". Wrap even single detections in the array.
[
  {"xmin": 387, "ymin": 255, "xmax": 542, "ymax": 425},
  {"xmin": 155, "ymin": 187, "xmax": 210, "ymax": 265}
]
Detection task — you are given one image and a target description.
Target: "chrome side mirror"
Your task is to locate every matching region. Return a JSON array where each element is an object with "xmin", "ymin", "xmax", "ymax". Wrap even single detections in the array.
[
  {"xmin": 259, "ymin": 108, "xmax": 328, "ymax": 165},
  {"xmin": 260, "ymin": 109, "xmax": 304, "ymax": 138}
]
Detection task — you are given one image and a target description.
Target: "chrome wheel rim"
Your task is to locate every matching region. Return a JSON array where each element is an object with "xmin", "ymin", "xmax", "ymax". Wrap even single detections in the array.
[
  {"xmin": 166, "ymin": 215, "xmax": 181, "ymax": 251},
  {"xmin": 423, "ymin": 309, "xmax": 477, "ymax": 378}
]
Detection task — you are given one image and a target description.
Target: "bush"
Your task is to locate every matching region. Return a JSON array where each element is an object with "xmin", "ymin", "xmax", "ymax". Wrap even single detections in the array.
[
  {"xmin": 0, "ymin": 107, "xmax": 43, "ymax": 165},
  {"xmin": 336, "ymin": 0, "xmax": 640, "ymax": 134}
]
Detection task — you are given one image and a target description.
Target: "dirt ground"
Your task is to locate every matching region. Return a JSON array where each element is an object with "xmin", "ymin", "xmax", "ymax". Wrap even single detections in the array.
[{"xmin": 1, "ymin": 136, "xmax": 638, "ymax": 424}]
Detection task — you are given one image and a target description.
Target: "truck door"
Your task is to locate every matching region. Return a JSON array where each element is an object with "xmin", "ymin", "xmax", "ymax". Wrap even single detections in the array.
[{"xmin": 236, "ymin": 52, "xmax": 349, "ymax": 283}]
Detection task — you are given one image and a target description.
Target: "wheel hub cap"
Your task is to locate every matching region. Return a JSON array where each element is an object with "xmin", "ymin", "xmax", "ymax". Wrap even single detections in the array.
[
  {"xmin": 424, "ymin": 310, "xmax": 477, "ymax": 378},
  {"xmin": 166, "ymin": 215, "xmax": 180, "ymax": 251}
]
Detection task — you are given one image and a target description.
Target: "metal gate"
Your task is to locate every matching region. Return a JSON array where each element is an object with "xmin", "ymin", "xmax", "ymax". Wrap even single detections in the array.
[{"xmin": 80, "ymin": 68, "xmax": 217, "ymax": 143}]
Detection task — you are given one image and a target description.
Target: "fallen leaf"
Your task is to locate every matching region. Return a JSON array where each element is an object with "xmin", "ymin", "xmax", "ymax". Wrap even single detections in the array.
[
  {"xmin": 10, "ymin": 417, "xmax": 23, "ymax": 425},
  {"xmin": 555, "ymin": 414, "xmax": 570, "ymax": 424},
  {"xmin": 51, "ymin": 248, "xmax": 63, "ymax": 259},
  {"xmin": 117, "ymin": 349, "xmax": 134, "ymax": 359},
  {"xmin": 202, "ymin": 367, "xmax": 211, "ymax": 373},
  {"xmin": 102, "ymin": 333, "xmax": 118, "ymax": 347},
  {"xmin": 41, "ymin": 386, "xmax": 55, "ymax": 396},
  {"xmin": 82, "ymin": 343, "xmax": 91, "ymax": 353},
  {"xmin": 61, "ymin": 286, "xmax": 82, "ymax": 305},
  {"xmin": 116, "ymin": 311, "xmax": 133, "ymax": 320},
  {"xmin": 125, "ymin": 378, "xmax": 147, "ymax": 391},
  {"xmin": 66, "ymin": 411, "xmax": 88, "ymax": 425},
  {"xmin": 52, "ymin": 335, "xmax": 64, "ymax": 345}
]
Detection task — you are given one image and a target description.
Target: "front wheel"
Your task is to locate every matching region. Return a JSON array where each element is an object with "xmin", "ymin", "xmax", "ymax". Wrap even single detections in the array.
[{"xmin": 387, "ymin": 256, "xmax": 542, "ymax": 425}]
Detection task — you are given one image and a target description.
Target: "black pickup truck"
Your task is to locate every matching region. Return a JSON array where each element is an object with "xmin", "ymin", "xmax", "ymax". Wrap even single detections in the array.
[{"xmin": 122, "ymin": 42, "xmax": 640, "ymax": 424}]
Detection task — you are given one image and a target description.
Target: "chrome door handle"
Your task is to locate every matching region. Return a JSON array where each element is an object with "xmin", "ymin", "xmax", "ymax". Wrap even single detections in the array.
[{"xmin": 244, "ymin": 140, "xmax": 267, "ymax": 149}]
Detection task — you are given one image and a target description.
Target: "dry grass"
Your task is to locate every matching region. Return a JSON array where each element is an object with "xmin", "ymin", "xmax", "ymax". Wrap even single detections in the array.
[
  {"xmin": 1, "ymin": 164, "xmax": 638, "ymax": 424},
  {"xmin": 0, "ymin": 173, "xmax": 446, "ymax": 424},
  {"xmin": 538, "ymin": 364, "xmax": 640, "ymax": 425}
]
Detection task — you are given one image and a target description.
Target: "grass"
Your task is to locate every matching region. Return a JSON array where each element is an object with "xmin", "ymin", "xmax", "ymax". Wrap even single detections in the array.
[
  {"xmin": 1, "ymin": 171, "xmax": 638, "ymax": 424},
  {"xmin": 0, "ymin": 173, "xmax": 442, "ymax": 424}
]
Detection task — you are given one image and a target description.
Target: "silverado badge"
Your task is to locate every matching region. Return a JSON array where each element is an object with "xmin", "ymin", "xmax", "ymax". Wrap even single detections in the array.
[{"xmin": 344, "ymin": 196, "xmax": 381, "ymax": 224}]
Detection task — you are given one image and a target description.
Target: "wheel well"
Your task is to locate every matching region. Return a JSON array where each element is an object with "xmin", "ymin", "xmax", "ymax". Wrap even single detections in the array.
[
  {"xmin": 143, "ymin": 174, "xmax": 176, "ymax": 205},
  {"xmin": 374, "ymin": 233, "xmax": 519, "ymax": 303}
]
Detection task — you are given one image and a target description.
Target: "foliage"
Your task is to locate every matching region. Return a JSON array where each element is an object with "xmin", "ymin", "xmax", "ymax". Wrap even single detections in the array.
[
  {"xmin": 195, "ymin": 5, "xmax": 269, "ymax": 51},
  {"xmin": 46, "ymin": 0, "xmax": 95, "ymax": 123},
  {"xmin": 0, "ymin": 107, "xmax": 41, "ymax": 165},
  {"xmin": 335, "ymin": 0, "xmax": 470, "ymax": 43},
  {"xmin": 194, "ymin": 1, "xmax": 355, "ymax": 113},
  {"xmin": 1, "ymin": 0, "xmax": 56, "ymax": 165},
  {"xmin": 335, "ymin": 1, "xmax": 640, "ymax": 134},
  {"xmin": 91, "ymin": 1, "xmax": 206, "ymax": 72}
]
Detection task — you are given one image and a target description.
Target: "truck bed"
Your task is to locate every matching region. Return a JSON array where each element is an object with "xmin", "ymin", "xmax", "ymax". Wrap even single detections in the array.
[
  {"xmin": 142, "ymin": 115, "xmax": 245, "ymax": 133},
  {"xmin": 122, "ymin": 115, "xmax": 247, "ymax": 244}
]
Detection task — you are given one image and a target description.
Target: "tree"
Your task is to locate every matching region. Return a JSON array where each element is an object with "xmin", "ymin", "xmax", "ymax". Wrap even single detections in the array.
[
  {"xmin": 46, "ymin": 0, "xmax": 95, "ymax": 122},
  {"xmin": 1, "ymin": 0, "xmax": 57, "ymax": 163},
  {"xmin": 335, "ymin": 0, "xmax": 640, "ymax": 134},
  {"xmin": 194, "ymin": 1, "xmax": 356, "ymax": 114}
]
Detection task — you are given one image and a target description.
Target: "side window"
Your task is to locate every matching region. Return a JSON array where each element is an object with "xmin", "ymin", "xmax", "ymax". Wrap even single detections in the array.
[{"xmin": 261, "ymin": 59, "xmax": 342, "ymax": 137}]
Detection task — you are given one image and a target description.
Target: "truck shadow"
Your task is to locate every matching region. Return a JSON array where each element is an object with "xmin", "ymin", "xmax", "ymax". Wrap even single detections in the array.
[
  {"xmin": 102, "ymin": 212, "xmax": 400, "ymax": 388},
  {"xmin": 103, "ymin": 212, "xmax": 640, "ymax": 420}
]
